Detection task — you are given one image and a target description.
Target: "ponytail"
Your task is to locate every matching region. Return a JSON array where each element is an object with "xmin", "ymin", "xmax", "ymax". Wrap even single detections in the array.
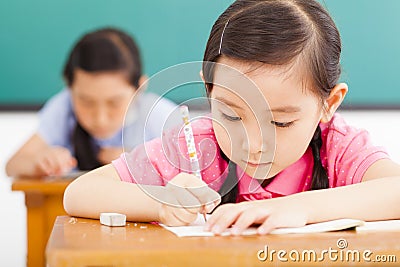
[
  {"xmin": 310, "ymin": 125, "xmax": 329, "ymax": 190},
  {"xmin": 72, "ymin": 122, "xmax": 102, "ymax": 171}
]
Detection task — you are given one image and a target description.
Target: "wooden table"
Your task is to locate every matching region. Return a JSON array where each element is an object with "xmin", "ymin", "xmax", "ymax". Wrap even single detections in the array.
[
  {"xmin": 46, "ymin": 216, "xmax": 400, "ymax": 266},
  {"xmin": 12, "ymin": 177, "xmax": 75, "ymax": 267}
]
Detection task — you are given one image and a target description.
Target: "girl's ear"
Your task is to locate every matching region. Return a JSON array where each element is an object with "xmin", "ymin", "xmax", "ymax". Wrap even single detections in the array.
[
  {"xmin": 199, "ymin": 70, "xmax": 205, "ymax": 83},
  {"xmin": 137, "ymin": 75, "xmax": 149, "ymax": 91},
  {"xmin": 321, "ymin": 83, "xmax": 348, "ymax": 123}
]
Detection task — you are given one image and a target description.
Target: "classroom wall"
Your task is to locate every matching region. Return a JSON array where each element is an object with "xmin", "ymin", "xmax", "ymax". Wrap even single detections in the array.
[{"xmin": 1, "ymin": 0, "xmax": 400, "ymax": 108}]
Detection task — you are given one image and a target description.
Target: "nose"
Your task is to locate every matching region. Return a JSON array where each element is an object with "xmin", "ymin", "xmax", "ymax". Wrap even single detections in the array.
[
  {"xmin": 93, "ymin": 107, "xmax": 109, "ymax": 127},
  {"xmin": 241, "ymin": 121, "xmax": 269, "ymax": 154}
]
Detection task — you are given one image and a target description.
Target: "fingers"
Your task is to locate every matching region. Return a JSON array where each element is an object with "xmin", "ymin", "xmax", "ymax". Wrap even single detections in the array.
[
  {"xmin": 159, "ymin": 204, "xmax": 199, "ymax": 226},
  {"xmin": 204, "ymin": 203, "xmax": 245, "ymax": 234},
  {"xmin": 35, "ymin": 147, "xmax": 76, "ymax": 175},
  {"xmin": 231, "ymin": 209, "xmax": 270, "ymax": 235},
  {"xmin": 257, "ymin": 218, "xmax": 278, "ymax": 235},
  {"xmin": 167, "ymin": 173, "xmax": 221, "ymax": 211},
  {"xmin": 159, "ymin": 172, "xmax": 221, "ymax": 226},
  {"xmin": 205, "ymin": 201, "xmax": 275, "ymax": 235},
  {"xmin": 186, "ymin": 186, "xmax": 221, "ymax": 212},
  {"xmin": 158, "ymin": 190, "xmax": 199, "ymax": 226},
  {"xmin": 165, "ymin": 182, "xmax": 202, "ymax": 209}
]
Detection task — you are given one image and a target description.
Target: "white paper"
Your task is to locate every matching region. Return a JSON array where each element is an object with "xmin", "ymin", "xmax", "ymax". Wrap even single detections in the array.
[
  {"xmin": 160, "ymin": 214, "xmax": 364, "ymax": 237},
  {"xmin": 356, "ymin": 220, "xmax": 400, "ymax": 232}
]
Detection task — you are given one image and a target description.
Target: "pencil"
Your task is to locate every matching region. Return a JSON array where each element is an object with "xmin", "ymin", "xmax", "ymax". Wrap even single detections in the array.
[{"xmin": 180, "ymin": 105, "xmax": 207, "ymax": 222}]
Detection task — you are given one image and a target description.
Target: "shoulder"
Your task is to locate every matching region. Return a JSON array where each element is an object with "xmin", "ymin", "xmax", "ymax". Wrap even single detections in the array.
[
  {"xmin": 320, "ymin": 113, "xmax": 358, "ymax": 136},
  {"xmin": 39, "ymin": 89, "xmax": 73, "ymax": 115},
  {"xmin": 320, "ymin": 113, "xmax": 389, "ymax": 186},
  {"xmin": 320, "ymin": 113, "xmax": 368, "ymax": 150},
  {"xmin": 37, "ymin": 88, "xmax": 76, "ymax": 147},
  {"xmin": 115, "ymin": 116, "xmax": 222, "ymax": 186}
]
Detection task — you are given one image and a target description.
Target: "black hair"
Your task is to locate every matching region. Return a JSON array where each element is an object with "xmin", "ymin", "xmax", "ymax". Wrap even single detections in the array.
[
  {"xmin": 66, "ymin": 27, "xmax": 142, "ymax": 170},
  {"xmin": 63, "ymin": 27, "xmax": 142, "ymax": 88},
  {"xmin": 202, "ymin": 0, "xmax": 341, "ymax": 203}
]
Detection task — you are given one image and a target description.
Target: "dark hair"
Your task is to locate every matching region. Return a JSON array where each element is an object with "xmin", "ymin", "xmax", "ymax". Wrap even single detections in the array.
[
  {"xmin": 66, "ymin": 27, "xmax": 142, "ymax": 170},
  {"xmin": 203, "ymin": 0, "xmax": 341, "ymax": 203},
  {"xmin": 63, "ymin": 27, "xmax": 142, "ymax": 88}
]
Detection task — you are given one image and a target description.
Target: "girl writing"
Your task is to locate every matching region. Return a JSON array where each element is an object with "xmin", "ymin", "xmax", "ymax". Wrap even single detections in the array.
[{"xmin": 63, "ymin": 0, "xmax": 400, "ymax": 235}]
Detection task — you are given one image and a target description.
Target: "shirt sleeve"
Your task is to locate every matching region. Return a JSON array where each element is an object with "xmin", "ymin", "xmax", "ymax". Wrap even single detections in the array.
[
  {"xmin": 112, "ymin": 117, "xmax": 227, "ymax": 191},
  {"xmin": 325, "ymin": 121, "xmax": 389, "ymax": 187},
  {"xmin": 112, "ymin": 130, "xmax": 182, "ymax": 185},
  {"xmin": 37, "ymin": 90, "xmax": 73, "ymax": 147}
]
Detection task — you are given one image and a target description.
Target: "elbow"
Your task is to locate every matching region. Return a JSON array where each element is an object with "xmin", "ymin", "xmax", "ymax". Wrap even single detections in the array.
[
  {"xmin": 63, "ymin": 180, "xmax": 83, "ymax": 217},
  {"xmin": 63, "ymin": 183, "xmax": 75, "ymax": 216},
  {"xmin": 5, "ymin": 160, "xmax": 15, "ymax": 177}
]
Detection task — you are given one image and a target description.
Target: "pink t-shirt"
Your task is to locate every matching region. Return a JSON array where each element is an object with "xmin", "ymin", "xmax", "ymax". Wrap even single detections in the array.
[{"xmin": 112, "ymin": 113, "xmax": 389, "ymax": 202}]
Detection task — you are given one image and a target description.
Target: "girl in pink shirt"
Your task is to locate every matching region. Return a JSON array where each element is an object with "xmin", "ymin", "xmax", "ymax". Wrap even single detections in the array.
[{"xmin": 64, "ymin": 0, "xmax": 400, "ymax": 235}]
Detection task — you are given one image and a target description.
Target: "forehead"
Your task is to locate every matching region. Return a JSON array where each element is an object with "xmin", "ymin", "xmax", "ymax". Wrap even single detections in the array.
[
  {"xmin": 211, "ymin": 58, "xmax": 318, "ymax": 109},
  {"xmin": 72, "ymin": 69, "xmax": 133, "ymax": 99}
]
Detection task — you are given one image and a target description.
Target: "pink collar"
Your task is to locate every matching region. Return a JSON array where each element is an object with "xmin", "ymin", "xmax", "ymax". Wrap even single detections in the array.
[{"xmin": 238, "ymin": 148, "xmax": 314, "ymax": 196}]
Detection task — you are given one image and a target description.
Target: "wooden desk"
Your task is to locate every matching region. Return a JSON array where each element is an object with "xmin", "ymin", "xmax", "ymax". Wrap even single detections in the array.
[
  {"xmin": 47, "ymin": 216, "xmax": 400, "ymax": 266},
  {"xmin": 12, "ymin": 177, "xmax": 74, "ymax": 267}
]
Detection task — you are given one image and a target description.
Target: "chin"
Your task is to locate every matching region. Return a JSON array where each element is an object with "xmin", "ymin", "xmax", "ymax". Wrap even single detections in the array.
[
  {"xmin": 243, "ymin": 166, "xmax": 277, "ymax": 180},
  {"xmin": 91, "ymin": 131, "xmax": 115, "ymax": 140}
]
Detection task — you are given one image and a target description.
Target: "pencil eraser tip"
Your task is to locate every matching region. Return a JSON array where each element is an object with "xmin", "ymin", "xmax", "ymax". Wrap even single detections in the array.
[{"xmin": 100, "ymin": 212, "xmax": 126, "ymax": 227}]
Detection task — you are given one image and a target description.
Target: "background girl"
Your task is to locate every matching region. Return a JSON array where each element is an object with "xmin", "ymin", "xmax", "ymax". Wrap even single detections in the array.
[{"xmin": 6, "ymin": 27, "xmax": 177, "ymax": 177}]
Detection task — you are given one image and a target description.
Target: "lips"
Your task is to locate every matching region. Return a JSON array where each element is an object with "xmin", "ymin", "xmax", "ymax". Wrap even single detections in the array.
[{"xmin": 243, "ymin": 160, "xmax": 272, "ymax": 168}]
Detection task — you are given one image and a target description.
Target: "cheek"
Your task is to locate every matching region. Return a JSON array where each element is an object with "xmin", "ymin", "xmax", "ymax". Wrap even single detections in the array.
[
  {"xmin": 73, "ymin": 103, "xmax": 92, "ymax": 123},
  {"xmin": 275, "ymin": 122, "xmax": 319, "ymax": 166},
  {"xmin": 212, "ymin": 122, "xmax": 232, "ymax": 158},
  {"xmin": 110, "ymin": 106, "xmax": 127, "ymax": 121}
]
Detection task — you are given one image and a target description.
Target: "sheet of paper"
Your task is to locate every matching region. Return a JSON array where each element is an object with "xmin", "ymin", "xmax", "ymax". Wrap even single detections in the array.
[
  {"xmin": 160, "ymin": 214, "xmax": 364, "ymax": 237},
  {"xmin": 356, "ymin": 220, "xmax": 400, "ymax": 232}
]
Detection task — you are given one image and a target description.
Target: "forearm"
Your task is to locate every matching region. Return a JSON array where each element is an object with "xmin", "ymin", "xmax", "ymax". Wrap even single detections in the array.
[
  {"xmin": 281, "ymin": 176, "xmax": 400, "ymax": 223},
  {"xmin": 6, "ymin": 155, "xmax": 40, "ymax": 177},
  {"xmin": 63, "ymin": 165, "xmax": 163, "ymax": 222}
]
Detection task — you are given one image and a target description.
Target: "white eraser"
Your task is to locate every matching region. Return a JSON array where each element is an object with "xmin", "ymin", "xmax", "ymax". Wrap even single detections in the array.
[{"xmin": 100, "ymin": 212, "xmax": 126, "ymax": 227}]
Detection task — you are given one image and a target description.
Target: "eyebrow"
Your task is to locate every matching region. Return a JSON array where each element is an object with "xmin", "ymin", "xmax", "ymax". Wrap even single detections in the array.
[
  {"xmin": 213, "ymin": 96, "xmax": 301, "ymax": 113},
  {"xmin": 213, "ymin": 97, "xmax": 244, "ymax": 110},
  {"xmin": 268, "ymin": 106, "xmax": 301, "ymax": 113}
]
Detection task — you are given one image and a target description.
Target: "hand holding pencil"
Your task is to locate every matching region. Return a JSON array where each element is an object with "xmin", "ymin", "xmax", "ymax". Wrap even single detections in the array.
[
  {"xmin": 180, "ymin": 105, "xmax": 208, "ymax": 222},
  {"xmin": 155, "ymin": 106, "xmax": 221, "ymax": 227},
  {"xmin": 159, "ymin": 172, "xmax": 221, "ymax": 226}
]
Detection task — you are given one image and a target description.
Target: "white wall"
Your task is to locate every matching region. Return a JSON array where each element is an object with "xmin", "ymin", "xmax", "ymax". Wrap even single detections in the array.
[
  {"xmin": 0, "ymin": 111, "xmax": 399, "ymax": 266},
  {"xmin": 0, "ymin": 113, "xmax": 37, "ymax": 267}
]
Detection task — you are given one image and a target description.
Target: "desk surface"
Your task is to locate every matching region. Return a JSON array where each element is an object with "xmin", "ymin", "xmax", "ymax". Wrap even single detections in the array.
[
  {"xmin": 12, "ymin": 176, "xmax": 74, "ymax": 194},
  {"xmin": 46, "ymin": 216, "xmax": 400, "ymax": 267}
]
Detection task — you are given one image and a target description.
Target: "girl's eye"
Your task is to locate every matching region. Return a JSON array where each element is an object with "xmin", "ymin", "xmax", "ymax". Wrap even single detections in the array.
[
  {"xmin": 271, "ymin": 121, "xmax": 294, "ymax": 128},
  {"xmin": 221, "ymin": 112, "xmax": 242, "ymax": 121}
]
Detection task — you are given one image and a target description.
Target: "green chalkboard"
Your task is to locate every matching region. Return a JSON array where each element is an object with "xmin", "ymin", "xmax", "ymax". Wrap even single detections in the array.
[{"xmin": 0, "ymin": 0, "xmax": 399, "ymax": 108}]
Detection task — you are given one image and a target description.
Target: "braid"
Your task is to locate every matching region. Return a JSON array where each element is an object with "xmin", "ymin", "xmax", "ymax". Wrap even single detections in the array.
[
  {"xmin": 218, "ymin": 151, "xmax": 239, "ymax": 205},
  {"xmin": 72, "ymin": 122, "xmax": 102, "ymax": 171},
  {"xmin": 310, "ymin": 125, "xmax": 329, "ymax": 190}
]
